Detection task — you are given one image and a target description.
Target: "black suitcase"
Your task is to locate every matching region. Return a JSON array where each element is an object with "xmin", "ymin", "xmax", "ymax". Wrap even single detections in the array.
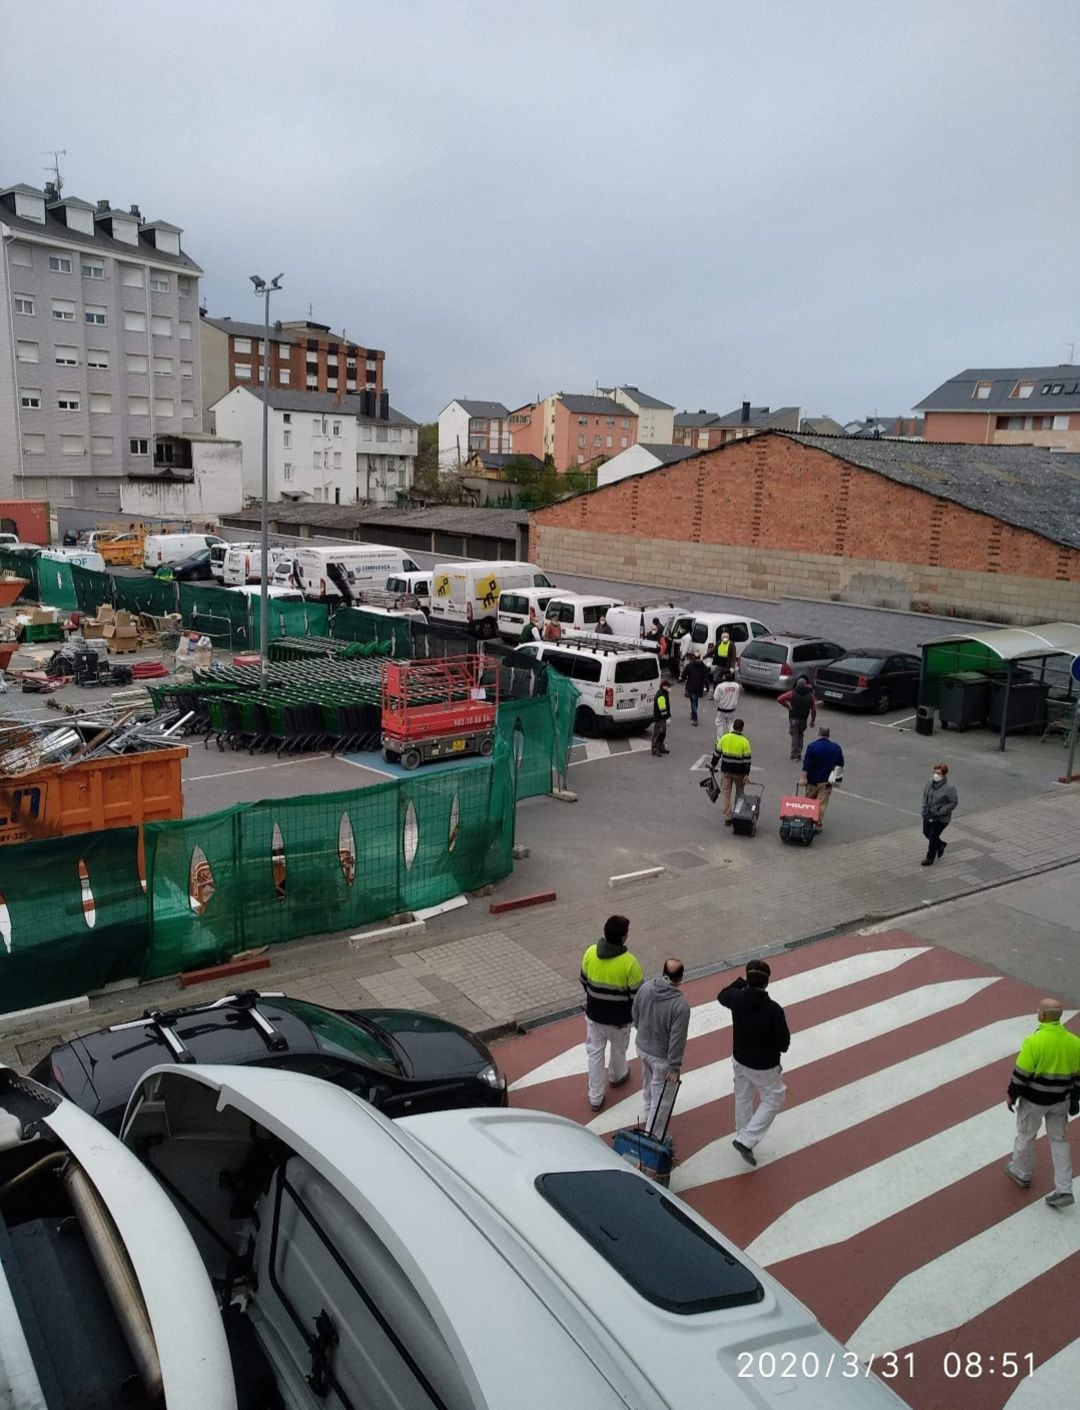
[{"xmin": 731, "ymin": 781, "xmax": 763, "ymax": 836}]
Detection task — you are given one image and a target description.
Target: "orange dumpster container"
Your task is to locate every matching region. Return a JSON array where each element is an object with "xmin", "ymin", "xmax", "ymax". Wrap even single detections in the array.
[
  {"xmin": 0, "ymin": 744, "xmax": 186, "ymax": 844},
  {"xmin": 0, "ymin": 577, "xmax": 30, "ymax": 608}
]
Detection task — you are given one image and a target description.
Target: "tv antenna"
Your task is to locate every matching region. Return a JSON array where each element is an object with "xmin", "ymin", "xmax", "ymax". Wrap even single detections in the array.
[
  {"xmin": 1067, "ymin": 341, "xmax": 1076, "ymax": 364},
  {"xmin": 43, "ymin": 150, "xmax": 66, "ymax": 194}
]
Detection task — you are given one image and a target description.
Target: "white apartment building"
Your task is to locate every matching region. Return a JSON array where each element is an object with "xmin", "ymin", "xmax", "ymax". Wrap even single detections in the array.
[
  {"xmin": 0, "ymin": 180, "xmax": 203, "ymax": 507},
  {"xmin": 595, "ymin": 385, "xmax": 675, "ymax": 444},
  {"xmin": 437, "ymin": 399, "xmax": 511, "ymax": 470},
  {"xmin": 212, "ymin": 386, "xmax": 418, "ymax": 506}
]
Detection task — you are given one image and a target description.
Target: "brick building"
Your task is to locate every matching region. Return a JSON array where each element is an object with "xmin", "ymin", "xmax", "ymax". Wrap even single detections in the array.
[
  {"xmin": 530, "ymin": 432, "xmax": 1080, "ymax": 625},
  {"xmin": 508, "ymin": 393, "xmax": 637, "ymax": 470},
  {"xmin": 673, "ymin": 402, "xmax": 800, "ymax": 450},
  {"xmin": 916, "ymin": 365, "xmax": 1080, "ymax": 451}
]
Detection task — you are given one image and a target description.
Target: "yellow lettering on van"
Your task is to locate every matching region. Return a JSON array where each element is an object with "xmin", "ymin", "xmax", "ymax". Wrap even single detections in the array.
[{"xmin": 434, "ymin": 574, "xmax": 452, "ymax": 597}]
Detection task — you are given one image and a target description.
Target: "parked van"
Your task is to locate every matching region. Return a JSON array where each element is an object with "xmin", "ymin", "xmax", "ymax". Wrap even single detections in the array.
[
  {"xmin": 293, "ymin": 543, "xmax": 421, "ymax": 599},
  {"xmin": 37, "ymin": 545, "xmax": 106, "ymax": 573},
  {"xmin": 211, "ymin": 539, "xmax": 250, "ymax": 580},
  {"xmin": 221, "ymin": 542, "xmax": 293, "ymax": 586},
  {"xmin": 687, "ymin": 611, "xmax": 772, "ymax": 660},
  {"xmin": 497, "ymin": 586, "xmax": 558, "ymax": 641},
  {"xmin": 511, "ymin": 637, "xmax": 660, "ymax": 734},
  {"xmin": 430, "ymin": 560, "xmax": 554, "ymax": 637},
  {"xmin": 385, "ymin": 569, "xmax": 433, "ymax": 613},
  {"xmin": 143, "ymin": 532, "xmax": 223, "ymax": 572},
  {"xmin": 542, "ymin": 593, "xmax": 624, "ymax": 639}
]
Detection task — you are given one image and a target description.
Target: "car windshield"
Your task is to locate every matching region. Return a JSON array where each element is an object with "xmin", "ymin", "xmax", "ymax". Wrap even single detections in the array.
[
  {"xmin": 831, "ymin": 656, "xmax": 884, "ymax": 674},
  {"xmin": 742, "ymin": 642, "xmax": 787, "ymax": 663},
  {"xmin": 274, "ymin": 998, "xmax": 401, "ymax": 1073}
]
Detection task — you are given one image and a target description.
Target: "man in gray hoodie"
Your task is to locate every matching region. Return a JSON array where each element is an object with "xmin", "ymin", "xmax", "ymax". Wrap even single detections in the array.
[{"xmin": 632, "ymin": 958, "xmax": 691, "ymax": 1134}]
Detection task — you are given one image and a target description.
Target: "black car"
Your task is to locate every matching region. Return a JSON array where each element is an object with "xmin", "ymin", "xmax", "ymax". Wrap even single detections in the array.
[
  {"xmin": 814, "ymin": 649, "xmax": 922, "ymax": 713},
  {"xmin": 155, "ymin": 547, "xmax": 214, "ymax": 581},
  {"xmin": 30, "ymin": 990, "xmax": 508, "ymax": 1131}
]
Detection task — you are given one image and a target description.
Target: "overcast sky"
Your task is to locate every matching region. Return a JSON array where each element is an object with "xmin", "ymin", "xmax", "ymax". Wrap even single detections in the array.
[{"xmin": 4, "ymin": 0, "xmax": 1078, "ymax": 424}]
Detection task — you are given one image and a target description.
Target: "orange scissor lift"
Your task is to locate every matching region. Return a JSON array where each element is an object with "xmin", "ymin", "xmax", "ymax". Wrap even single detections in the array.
[{"xmin": 380, "ymin": 655, "xmax": 500, "ymax": 770}]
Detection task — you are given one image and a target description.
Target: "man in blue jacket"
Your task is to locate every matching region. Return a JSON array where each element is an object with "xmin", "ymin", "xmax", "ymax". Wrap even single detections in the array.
[{"xmin": 800, "ymin": 726, "xmax": 844, "ymax": 833}]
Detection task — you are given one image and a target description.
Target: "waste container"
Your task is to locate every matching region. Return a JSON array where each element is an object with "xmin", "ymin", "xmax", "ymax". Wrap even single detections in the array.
[
  {"xmin": 989, "ymin": 679, "xmax": 1051, "ymax": 734},
  {"xmin": 915, "ymin": 705, "xmax": 934, "ymax": 736},
  {"xmin": 938, "ymin": 672, "xmax": 991, "ymax": 731}
]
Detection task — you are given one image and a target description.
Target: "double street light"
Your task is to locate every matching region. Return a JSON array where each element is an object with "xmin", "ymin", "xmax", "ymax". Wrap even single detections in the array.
[{"xmin": 250, "ymin": 273, "xmax": 284, "ymax": 688}]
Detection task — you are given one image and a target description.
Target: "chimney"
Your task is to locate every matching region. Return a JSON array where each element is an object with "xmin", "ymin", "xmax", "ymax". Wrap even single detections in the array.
[
  {"xmin": 335, "ymin": 379, "xmax": 344, "ymax": 407},
  {"xmin": 44, "ymin": 181, "xmax": 58, "ymax": 202},
  {"xmin": 378, "ymin": 390, "xmax": 390, "ymax": 421},
  {"xmin": 129, "ymin": 204, "xmax": 142, "ymax": 219},
  {"xmin": 741, "ymin": 400, "xmax": 751, "ymax": 423},
  {"xmin": 97, "ymin": 198, "xmax": 110, "ymax": 212}
]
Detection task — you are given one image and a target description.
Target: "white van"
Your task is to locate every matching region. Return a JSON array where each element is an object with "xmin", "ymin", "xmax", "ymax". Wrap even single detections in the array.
[
  {"xmin": 688, "ymin": 612, "xmax": 772, "ymax": 661},
  {"xmin": 386, "ymin": 569, "xmax": 433, "ymax": 612},
  {"xmin": 37, "ymin": 545, "xmax": 107, "ymax": 573},
  {"xmin": 512, "ymin": 638, "xmax": 661, "ymax": 735},
  {"xmin": 221, "ymin": 542, "xmax": 293, "ymax": 586},
  {"xmin": 497, "ymin": 586, "xmax": 558, "ymax": 641},
  {"xmin": 543, "ymin": 593, "xmax": 624, "ymax": 639},
  {"xmin": 430, "ymin": 560, "xmax": 554, "ymax": 637},
  {"xmin": 143, "ymin": 532, "xmax": 223, "ymax": 571},
  {"xmin": 211, "ymin": 539, "xmax": 251, "ymax": 580},
  {"xmin": 293, "ymin": 543, "xmax": 421, "ymax": 600}
]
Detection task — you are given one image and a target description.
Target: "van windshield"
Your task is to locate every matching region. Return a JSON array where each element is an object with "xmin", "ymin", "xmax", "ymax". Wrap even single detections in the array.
[{"xmin": 534, "ymin": 574, "xmax": 553, "ymax": 587}]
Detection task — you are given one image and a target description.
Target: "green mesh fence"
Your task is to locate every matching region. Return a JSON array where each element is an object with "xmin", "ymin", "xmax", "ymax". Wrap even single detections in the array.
[
  {"xmin": 142, "ymin": 743, "xmax": 514, "ymax": 978},
  {"xmin": 179, "ymin": 582, "xmax": 250, "ymax": 648},
  {"xmin": 330, "ymin": 605, "xmax": 416, "ymax": 657},
  {"xmin": 72, "ymin": 563, "xmax": 115, "ymax": 615},
  {"xmin": 0, "ymin": 828, "xmax": 148, "ymax": 1014},
  {"xmin": 251, "ymin": 599, "xmax": 330, "ymax": 647},
  {"xmin": 33, "ymin": 558, "xmax": 78, "ymax": 612},
  {"xmin": 0, "ymin": 549, "xmax": 37, "ymax": 601},
  {"xmin": 115, "ymin": 574, "xmax": 179, "ymax": 618},
  {"xmin": 497, "ymin": 698, "xmax": 555, "ymax": 799}
]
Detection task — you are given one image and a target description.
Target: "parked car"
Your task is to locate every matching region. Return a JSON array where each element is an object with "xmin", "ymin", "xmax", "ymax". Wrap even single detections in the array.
[
  {"xmin": 737, "ymin": 634, "xmax": 845, "ymax": 692},
  {"xmin": 815, "ymin": 649, "xmax": 922, "ymax": 713},
  {"xmin": 30, "ymin": 989, "xmax": 508, "ymax": 1132},
  {"xmin": 155, "ymin": 546, "xmax": 215, "ymax": 581}
]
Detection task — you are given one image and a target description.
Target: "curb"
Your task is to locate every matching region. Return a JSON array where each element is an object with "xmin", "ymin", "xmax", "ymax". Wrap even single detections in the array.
[{"xmin": 489, "ymin": 891, "xmax": 557, "ymax": 915}]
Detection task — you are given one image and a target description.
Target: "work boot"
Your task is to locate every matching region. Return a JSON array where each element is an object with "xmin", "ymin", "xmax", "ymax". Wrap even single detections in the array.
[
  {"xmin": 1003, "ymin": 1164, "xmax": 1030, "ymax": 1189},
  {"xmin": 1045, "ymin": 1191, "xmax": 1075, "ymax": 1209},
  {"xmin": 732, "ymin": 1140, "xmax": 757, "ymax": 1167}
]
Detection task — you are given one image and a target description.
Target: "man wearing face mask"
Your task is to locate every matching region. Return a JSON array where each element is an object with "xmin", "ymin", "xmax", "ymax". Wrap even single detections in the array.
[
  {"xmin": 713, "ymin": 630, "xmax": 737, "ymax": 682},
  {"xmin": 920, "ymin": 762, "xmax": 958, "ymax": 866}
]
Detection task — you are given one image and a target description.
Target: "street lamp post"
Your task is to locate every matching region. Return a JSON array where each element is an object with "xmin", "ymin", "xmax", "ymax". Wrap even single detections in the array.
[{"xmin": 250, "ymin": 273, "xmax": 284, "ymax": 688}]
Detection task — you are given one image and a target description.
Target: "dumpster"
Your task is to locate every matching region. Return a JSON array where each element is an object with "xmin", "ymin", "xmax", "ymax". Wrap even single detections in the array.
[
  {"xmin": 938, "ymin": 672, "xmax": 992, "ymax": 731},
  {"xmin": 0, "ymin": 744, "xmax": 186, "ymax": 844},
  {"xmin": 989, "ymin": 679, "xmax": 1051, "ymax": 734}
]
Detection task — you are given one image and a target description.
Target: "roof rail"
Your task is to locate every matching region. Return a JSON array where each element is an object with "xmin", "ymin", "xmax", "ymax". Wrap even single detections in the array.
[{"xmin": 551, "ymin": 634, "xmax": 658, "ymax": 656}]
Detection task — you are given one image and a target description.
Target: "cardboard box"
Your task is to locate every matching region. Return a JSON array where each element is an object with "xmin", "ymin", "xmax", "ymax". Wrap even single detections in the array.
[
  {"xmin": 81, "ymin": 621, "xmax": 107, "ymax": 640},
  {"xmin": 96, "ymin": 605, "xmax": 116, "ymax": 624},
  {"xmin": 30, "ymin": 607, "xmax": 59, "ymax": 625},
  {"xmin": 104, "ymin": 618, "xmax": 139, "ymax": 654}
]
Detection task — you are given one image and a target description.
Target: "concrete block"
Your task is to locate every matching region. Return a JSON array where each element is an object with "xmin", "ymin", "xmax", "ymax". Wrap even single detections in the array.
[
  {"xmin": 0, "ymin": 994, "xmax": 90, "ymax": 1035},
  {"xmin": 608, "ymin": 866, "xmax": 666, "ymax": 888}
]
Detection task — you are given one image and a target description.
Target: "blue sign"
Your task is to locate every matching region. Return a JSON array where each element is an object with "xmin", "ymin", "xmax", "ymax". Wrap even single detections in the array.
[{"xmin": 1072, "ymin": 655, "xmax": 1080, "ymax": 685}]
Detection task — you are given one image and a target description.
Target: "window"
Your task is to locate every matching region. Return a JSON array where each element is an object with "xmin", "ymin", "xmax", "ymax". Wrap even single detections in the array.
[
  {"xmin": 152, "ymin": 355, "xmax": 173, "ymax": 376},
  {"xmin": 90, "ymin": 392, "xmax": 111, "ymax": 414},
  {"xmin": 326, "ymin": 378, "xmax": 338, "ymax": 390},
  {"xmin": 333, "ymin": 451, "xmax": 342, "ymax": 469},
  {"xmin": 306, "ymin": 375, "xmax": 318, "ymax": 389},
  {"xmin": 1052, "ymin": 414, "xmax": 1070, "ymax": 430},
  {"xmin": 61, "ymin": 434, "xmax": 84, "ymax": 455},
  {"xmin": 124, "ymin": 311, "xmax": 147, "ymax": 332},
  {"xmin": 91, "ymin": 436, "xmax": 113, "ymax": 456},
  {"xmin": 234, "ymin": 338, "xmax": 252, "ymax": 354},
  {"xmin": 620, "ymin": 436, "xmax": 628, "ymax": 448},
  {"xmin": 81, "ymin": 259, "xmax": 105, "ymax": 279},
  {"xmin": 577, "ymin": 416, "xmax": 589, "ymax": 426},
  {"xmin": 178, "ymin": 321, "xmax": 192, "ymax": 340},
  {"xmin": 48, "ymin": 254, "xmax": 73, "ymax": 273},
  {"xmin": 283, "ymin": 429, "xmax": 292, "ymax": 448},
  {"xmin": 14, "ymin": 295, "xmax": 34, "ymax": 315},
  {"xmin": 178, "ymin": 277, "xmax": 191, "ymax": 296},
  {"xmin": 362, "ymin": 425, "xmax": 372, "ymax": 441},
  {"xmin": 376, "ymin": 425, "xmax": 388, "ymax": 442},
  {"xmin": 606, "ymin": 417, "xmax": 615, "ymax": 427},
  {"xmin": 233, "ymin": 362, "xmax": 251, "ymax": 379},
  {"xmin": 332, "ymin": 421, "xmax": 341, "ymax": 437},
  {"xmin": 129, "ymin": 438, "xmax": 149, "ymax": 455},
  {"xmin": 128, "ymin": 395, "xmax": 150, "ymax": 416},
  {"xmin": 84, "ymin": 304, "xmax": 107, "ymax": 325},
  {"xmin": 149, "ymin": 275, "xmax": 169, "ymax": 293},
  {"xmin": 181, "ymin": 400, "xmax": 194, "ymax": 419},
  {"xmin": 121, "ymin": 265, "xmax": 143, "ymax": 287},
  {"xmin": 16, "ymin": 340, "xmax": 39, "ymax": 363},
  {"xmin": 279, "ymin": 368, "xmax": 290, "ymax": 383},
  {"xmin": 10, "ymin": 242, "xmax": 31, "ymax": 267},
  {"xmin": 312, "ymin": 417, "xmax": 323, "ymax": 432},
  {"xmin": 1010, "ymin": 380, "xmax": 1034, "ymax": 399},
  {"xmin": 54, "ymin": 344, "xmax": 77, "ymax": 365},
  {"xmin": 57, "ymin": 392, "xmax": 80, "ymax": 412},
  {"xmin": 346, "ymin": 379, "xmax": 355, "ymax": 391},
  {"xmin": 282, "ymin": 413, "xmax": 291, "ymax": 424},
  {"xmin": 593, "ymin": 434, "xmax": 602, "ymax": 446},
  {"xmin": 126, "ymin": 353, "xmax": 148, "ymax": 374},
  {"xmin": 153, "ymin": 398, "xmax": 174, "ymax": 417},
  {"xmin": 180, "ymin": 360, "xmax": 193, "ymax": 379},
  {"xmin": 313, "ymin": 450, "xmax": 322, "ymax": 469},
  {"xmin": 606, "ymin": 435, "xmax": 613, "ymax": 448},
  {"xmin": 151, "ymin": 315, "xmax": 171, "ymax": 336},
  {"xmin": 283, "ymin": 463, "xmax": 293, "ymax": 481},
  {"xmin": 621, "ymin": 417, "xmax": 631, "ymax": 429},
  {"xmin": 22, "ymin": 433, "xmax": 45, "ymax": 455},
  {"xmin": 19, "ymin": 389, "xmax": 41, "ymax": 409},
  {"xmin": 52, "ymin": 298, "xmax": 76, "ymax": 321},
  {"xmin": 87, "ymin": 349, "xmax": 109, "ymax": 369}
]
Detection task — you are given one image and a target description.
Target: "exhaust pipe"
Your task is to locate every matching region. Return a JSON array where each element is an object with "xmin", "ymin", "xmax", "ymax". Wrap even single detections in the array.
[{"xmin": 62, "ymin": 1163, "xmax": 163, "ymax": 1402}]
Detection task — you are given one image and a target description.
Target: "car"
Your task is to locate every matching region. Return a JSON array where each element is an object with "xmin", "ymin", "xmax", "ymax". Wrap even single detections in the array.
[
  {"xmin": 154, "ymin": 546, "xmax": 215, "ymax": 581},
  {"xmin": 31, "ymin": 989, "xmax": 508, "ymax": 1132},
  {"xmin": 737, "ymin": 633, "xmax": 845, "ymax": 692},
  {"xmin": 814, "ymin": 649, "xmax": 922, "ymax": 713}
]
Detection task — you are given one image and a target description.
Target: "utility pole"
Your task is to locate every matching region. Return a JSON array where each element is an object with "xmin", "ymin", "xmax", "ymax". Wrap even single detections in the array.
[{"xmin": 250, "ymin": 273, "xmax": 284, "ymax": 687}]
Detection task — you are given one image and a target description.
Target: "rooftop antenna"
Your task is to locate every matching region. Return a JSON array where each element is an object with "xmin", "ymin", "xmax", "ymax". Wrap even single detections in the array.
[
  {"xmin": 307, "ymin": 302, "xmax": 313, "ymax": 319},
  {"xmin": 43, "ymin": 149, "xmax": 66, "ymax": 194},
  {"xmin": 1067, "ymin": 341, "xmax": 1076, "ymax": 364}
]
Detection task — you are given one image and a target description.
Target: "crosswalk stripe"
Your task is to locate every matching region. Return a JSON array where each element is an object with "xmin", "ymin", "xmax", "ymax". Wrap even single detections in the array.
[
  {"xmin": 671, "ymin": 1007, "xmax": 1018, "ymax": 1192},
  {"xmin": 846, "ymin": 1202, "xmax": 1080, "ymax": 1358},
  {"xmin": 591, "ymin": 974, "xmax": 998, "ymax": 1136},
  {"xmin": 510, "ymin": 946, "xmax": 929, "ymax": 1091},
  {"xmin": 1003, "ymin": 1339, "xmax": 1080, "ymax": 1408}
]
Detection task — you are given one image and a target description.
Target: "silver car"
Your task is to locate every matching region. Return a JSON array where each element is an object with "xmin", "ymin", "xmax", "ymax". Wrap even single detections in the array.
[{"xmin": 736, "ymin": 634, "xmax": 845, "ymax": 692}]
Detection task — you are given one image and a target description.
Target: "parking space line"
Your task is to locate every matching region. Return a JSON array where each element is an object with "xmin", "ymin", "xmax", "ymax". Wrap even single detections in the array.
[
  {"xmin": 186, "ymin": 755, "xmax": 331, "ymax": 782},
  {"xmin": 867, "ymin": 714, "xmax": 917, "ymax": 729}
]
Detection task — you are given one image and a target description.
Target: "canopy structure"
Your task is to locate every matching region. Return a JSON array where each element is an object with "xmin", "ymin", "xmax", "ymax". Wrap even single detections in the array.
[{"xmin": 919, "ymin": 621, "xmax": 1080, "ymax": 751}]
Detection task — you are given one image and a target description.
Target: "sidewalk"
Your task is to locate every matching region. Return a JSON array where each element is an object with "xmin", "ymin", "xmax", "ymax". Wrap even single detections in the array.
[{"xmin": 4, "ymin": 788, "xmax": 1078, "ymax": 1071}]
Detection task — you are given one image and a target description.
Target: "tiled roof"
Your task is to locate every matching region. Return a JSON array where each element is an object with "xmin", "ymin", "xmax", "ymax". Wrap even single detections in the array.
[
  {"xmin": 201, "ymin": 316, "xmax": 298, "ymax": 344},
  {"xmin": 638, "ymin": 443, "xmax": 699, "ymax": 465},
  {"xmin": 454, "ymin": 399, "xmax": 511, "ymax": 419},
  {"xmin": 466, "ymin": 451, "xmax": 545, "ymax": 471},
  {"xmin": 598, "ymin": 386, "xmax": 674, "ymax": 411},
  {"xmin": 222, "ymin": 385, "xmax": 417, "ymax": 427},
  {"xmin": 713, "ymin": 405, "xmax": 801, "ymax": 428},
  {"xmin": 558, "ymin": 394, "xmax": 634, "ymax": 416},
  {"xmin": 225, "ymin": 503, "xmax": 529, "ymax": 533},
  {"xmin": 674, "ymin": 410, "xmax": 721, "ymax": 428},
  {"xmin": 0, "ymin": 196, "xmax": 203, "ymax": 273},
  {"xmin": 914, "ymin": 366, "xmax": 1080, "ymax": 415}
]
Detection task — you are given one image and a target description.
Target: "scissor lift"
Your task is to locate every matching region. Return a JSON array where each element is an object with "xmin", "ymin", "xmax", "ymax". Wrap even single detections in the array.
[{"xmin": 381, "ymin": 655, "xmax": 500, "ymax": 769}]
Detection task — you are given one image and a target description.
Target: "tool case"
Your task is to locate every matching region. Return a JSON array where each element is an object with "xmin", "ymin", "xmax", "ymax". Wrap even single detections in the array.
[
  {"xmin": 731, "ymin": 780, "xmax": 763, "ymax": 836},
  {"xmin": 779, "ymin": 781, "xmax": 819, "ymax": 845},
  {"xmin": 612, "ymin": 1074, "xmax": 681, "ymax": 1186}
]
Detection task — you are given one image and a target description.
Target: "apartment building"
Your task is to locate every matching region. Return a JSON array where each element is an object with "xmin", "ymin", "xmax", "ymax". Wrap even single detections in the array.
[
  {"xmin": 211, "ymin": 386, "xmax": 417, "ymax": 506},
  {"xmin": 915, "ymin": 365, "xmax": 1080, "ymax": 450},
  {"xmin": 437, "ymin": 399, "xmax": 512, "ymax": 470},
  {"xmin": 508, "ymin": 393, "xmax": 637, "ymax": 471},
  {"xmin": 0, "ymin": 181, "xmax": 203, "ymax": 507},
  {"xmin": 594, "ymin": 385, "xmax": 674, "ymax": 443},
  {"xmin": 200, "ymin": 314, "xmax": 384, "ymax": 427},
  {"xmin": 673, "ymin": 402, "xmax": 800, "ymax": 449}
]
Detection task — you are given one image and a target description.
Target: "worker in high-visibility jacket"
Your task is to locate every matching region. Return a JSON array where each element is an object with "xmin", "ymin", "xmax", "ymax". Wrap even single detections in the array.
[
  {"xmin": 580, "ymin": 915, "xmax": 645, "ymax": 1111},
  {"xmin": 651, "ymin": 677, "xmax": 672, "ymax": 756},
  {"xmin": 713, "ymin": 630, "xmax": 738, "ymax": 682},
  {"xmin": 1005, "ymin": 997, "xmax": 1080, "ymax": 1208},
  {"xmin": 713, "ymin": 718, "xmax": 752, "ymax": 825}
]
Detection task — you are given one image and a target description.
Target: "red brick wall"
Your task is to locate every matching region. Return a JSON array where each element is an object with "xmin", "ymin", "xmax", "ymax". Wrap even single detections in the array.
[
  {"xmin": 923, "ymin": 412, "xmax": 991, "ymax": 443},
  {"xmin": 532, "ymin": 434, "xmax": 1080, "ymax": 583}
]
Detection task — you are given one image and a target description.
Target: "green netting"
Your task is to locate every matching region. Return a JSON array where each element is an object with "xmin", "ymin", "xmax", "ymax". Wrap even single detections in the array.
[
  {"xmin": 179, "ymin": 582, "xmax": 251, "ymax": 648},
  {"xmin": 0, "ymin": 828, "xmax": 148, "ymax": 1013},
  {"xmin": 71, "ymin": 563, "xmax": 115, "ymax": 615},
  {"xmin": 114, "ymin": 574, "xmax": 179, "ymax": 618},
  {"xmin": 33, "ymin": 558, "xmax": 78, "ymax": 612},
  {"xmin": 251, "ymin": 599, "xmax": 330, "ymax": 647},
  {"xmin": 142, "ymin": 744, "xmax": 514, "ymax": 978},
  {"xmin": 497, "ymin": 697, "xmax": 555, "ymax": 799},
  {"xmin": 331, "ymin": 606, "xmax": 415, "ymax": 657},
  {"xmin": 0, "ymin": 549, "xmax": 37, "ymax": 601}
]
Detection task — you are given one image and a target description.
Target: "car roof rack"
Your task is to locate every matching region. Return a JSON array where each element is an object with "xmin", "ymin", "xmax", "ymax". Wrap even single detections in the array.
[
  {"xmin": 108, "ymin": 989, "xmax": 289, "ymax": 1055},
  {"xmin": 547, "ymin": 634, "xmax": 659, "ymax": 656}
]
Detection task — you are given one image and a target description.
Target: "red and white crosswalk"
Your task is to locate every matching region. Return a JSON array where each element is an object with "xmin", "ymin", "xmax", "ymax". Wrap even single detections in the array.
[{"xmin": 497, "ymin": 932, "xmax": 1080, "ymax": 1410}]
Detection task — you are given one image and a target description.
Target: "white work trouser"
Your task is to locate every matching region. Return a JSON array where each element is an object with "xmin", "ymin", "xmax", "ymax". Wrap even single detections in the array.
[
  {"xmin": 1012, "ymin": 1097, "xmax": 1073, "ymax": 1194},
  {"xmin": 639, "ymin": 1052, "xmax": 670, "ymax": 1134},
  {"xmin": 732, "ymin": 1060, "xmax": 787, "ymax": 1149},
  {"xmin": 586, "ymin": 1019, "xmax": 630, "ymax": 1105}
]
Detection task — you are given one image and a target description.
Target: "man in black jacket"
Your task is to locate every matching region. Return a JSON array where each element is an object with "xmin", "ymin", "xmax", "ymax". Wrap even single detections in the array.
[
  {"xmin": 718, "ymin": 959, "xmax": 791, "ymax": 1167},
  {"xmin": 651, "ymin": 677, "xmax": 672, "ymax": 755},
  {"xmin": 681, "ymin": 651, "xmax": 709, "ymax": 726}
]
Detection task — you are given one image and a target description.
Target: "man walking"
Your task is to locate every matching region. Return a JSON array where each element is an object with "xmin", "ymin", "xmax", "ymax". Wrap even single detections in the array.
[
  {"xmin": 580, "ymin": 915, "xmax": 644, "ymax": 1112},
  {"xmin": 713, "ymin": 668, "xmax": 741, "ymax": 739},
  {"xmin": 1004, "ymin": 997, "xmax": 1080, "ymax": 1208},
  {"xmin": 633, "ymin": 958, "xmax": 691, "ymax": 1134},
  {"xmin": 714, "ymin": 717, "xmax": 752, "ymax": 825},
  {"xmin": 800, "ymin": 725, "xmax": 844, "ymax": 832},
  {"xmin": 718, "ymin": 959, "xmax": 791, "ymax": 1167},
  {"xmin": 651, "ymin": 676, "xmax": 672, "ymax": 755},
  {"xmin": 713, "ymin": 629, "xmax": 737, "ymax": 682},
  {"xmin": 778, "ymin": 675, "xmax": 817, "ymax": 760},
  {"xmin": 921, "ymin": 762, "xmax": 958, "ymax": 865},
  {"xmin": 681, "ymin": 651, "xmax": 709, "ymax": 727}
]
